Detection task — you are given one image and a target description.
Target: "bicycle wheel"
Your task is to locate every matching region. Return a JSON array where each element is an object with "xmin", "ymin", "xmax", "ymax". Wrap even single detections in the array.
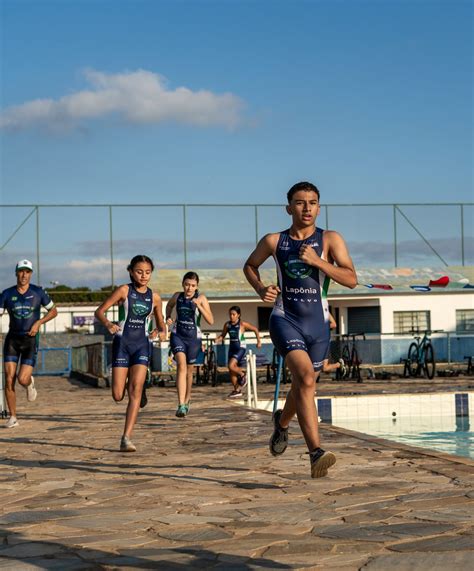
[
  {"xmin": 423, "ymin": 343, "xmax": 436, "ymax": 379},
  {"xmin": 407, "ymin": 343, "xmax": 419, "ymax": 377},
  {"xmin": 351, "ymin": 349, "xmax": 362, "ymax": 382},
  {"xmin": 341, "ymin": 345, "xmax": 351, "ymax": 378},
  {"xmin": 209, "ymin": 349, "xmax": 218, "ymax": 386},
  {"xmin": 201, "ymin": 351, "xmax": 209, "ymax": 384}
]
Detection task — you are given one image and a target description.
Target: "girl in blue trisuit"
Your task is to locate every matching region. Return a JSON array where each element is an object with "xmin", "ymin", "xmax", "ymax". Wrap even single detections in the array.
[
  {"xmin": 216, "ymin": 306, "xmax": 261, "ymax": 399},
  {"xmin": 166, "ymin": 272, "xmax": 214, "ymax": 417},
  {"xmin": 95, "ymin": 255, "xmax": 166, "ymax": 452}
]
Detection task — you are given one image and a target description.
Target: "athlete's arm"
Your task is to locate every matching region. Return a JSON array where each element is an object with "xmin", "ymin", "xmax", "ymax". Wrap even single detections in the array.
[
  {"xmin": 151, "ymin": 292, "xmax": 167, "ymax": 342},
  {"xmin": 195, "ymin": 294, "xmax": 214, "ymax": 326},
  {"xmin": 243, "ymin": 234, "xmax": 281, "ymax": 303},
  {"xmin": 95, "ymin": 285, "xmax": 128, "ymax": 335},
  {"xmin": 165, "ymin": 293, "xmax": 178, "ymax": 327},
  {"xmin": 242, "ymin": 321, "xmax": 262, "ymax": 348},
  {"xmin": 28, "ymin": 305, "xmax": 58, "ymax": 337},
  {"xmin": 299, "ymin": 231, "xmax": 357, "ymax": 289},
  {"xmin": 216, "ymin": 322, "xmax": 229, "ymax": 344},
  {"xmin": 328, "ymin": 312, "xmax": 337, "ymax": 330}
]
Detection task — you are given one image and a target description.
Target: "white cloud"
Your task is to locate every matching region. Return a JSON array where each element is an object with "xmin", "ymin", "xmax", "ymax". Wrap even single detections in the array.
[{"xmin": 0, "ymin": 69, "xmax": 245, "ymax": 132}]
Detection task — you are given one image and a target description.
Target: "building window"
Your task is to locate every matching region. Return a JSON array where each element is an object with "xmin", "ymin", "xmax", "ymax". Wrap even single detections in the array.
[
  {"xmin": 456, "ymin": 309, "xmax": 474, "ymax": 333},
  {"xmin": 394, "ymin": 311, "xmax": 431, "ymax": 334}
]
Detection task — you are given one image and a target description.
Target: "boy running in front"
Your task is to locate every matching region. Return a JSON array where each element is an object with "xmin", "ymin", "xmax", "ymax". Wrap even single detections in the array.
[{"xmin": 243, "ymin": 182, "xmax": 357, "ymax": 478}]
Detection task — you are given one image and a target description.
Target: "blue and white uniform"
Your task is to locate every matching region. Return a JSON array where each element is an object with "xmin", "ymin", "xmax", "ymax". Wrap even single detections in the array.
[
  {"xmin": 227, "ymin": 320, "xmax": 246, "ymax": 364},
  {"xmin": 270, "ymin": 227, "xmax": 331, "ymax": 371},
  {"xmin": 112, "ymin": 284, "xmax": 153, "ymax": 368},
  {"xmin": 170, "ymin": 292, "xmax": 202, "ymax": 364},
  {"xmin": 0, "ymin": 284, "xmax": 55, "ymax": 367}
]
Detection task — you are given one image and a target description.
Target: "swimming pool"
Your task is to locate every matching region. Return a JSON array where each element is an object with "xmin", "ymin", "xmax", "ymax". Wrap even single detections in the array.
[
  {"xmin": 244, "ymin": 392, "xmax": 474, "ymax": 460},
  {"xmin": 323, "ymin": 392, "xmax": 473, "ymax": 460}
]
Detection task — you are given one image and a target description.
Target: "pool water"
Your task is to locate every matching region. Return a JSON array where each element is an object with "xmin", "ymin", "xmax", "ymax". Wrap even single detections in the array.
[
  {"xmin": 332, "ymin": 414, "xmax": 473, "ymax": 459},
  {"xmin": 243, "ymin": 392, "xmax": 474, "ymax": 460}
]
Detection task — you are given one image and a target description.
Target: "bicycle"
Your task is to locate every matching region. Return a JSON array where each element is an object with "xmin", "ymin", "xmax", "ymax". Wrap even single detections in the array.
[
  {"xmin": 199, "ymin": 333, "xmax": 217, "ymax": 386},
  {"xmin": 337, "ymin": 333, "xmax": 365, "ymax": 383},
  {"xmin": 404, "ymin": 330, "xmax": 437, "ymax": 380}
]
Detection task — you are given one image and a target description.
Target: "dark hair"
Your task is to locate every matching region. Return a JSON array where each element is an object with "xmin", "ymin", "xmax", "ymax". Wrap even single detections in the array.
[
  {"xmin": 182, "ymin": 271, "xmax": 199, "ymax": 284},
  {"xmin": 287, "ymin": 181, "xmax": 320, "ymax": 203},
  {"xmin": 229, "ymin": 305, "xmax": 241, "ymax": 315},
  {"xmin": 127, "ymin": 255, "xmax": 154, "ymax": 273}
]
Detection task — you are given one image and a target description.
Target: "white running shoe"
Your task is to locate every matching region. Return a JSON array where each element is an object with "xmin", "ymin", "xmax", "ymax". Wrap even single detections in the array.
[
  {"xmin": 227, "ymin": 390, "xmax": 243, "ymax": 399},
  {"xmin": 120, "ymin": 436, "xmax": 137, "ymax": 452},
  {"xmin": 26, "ymin": 377, "xmax": 37, "ymax": 402},
  {"xmin": 6, "ymin": 416, "xmax": 19, "ymax": 429}
]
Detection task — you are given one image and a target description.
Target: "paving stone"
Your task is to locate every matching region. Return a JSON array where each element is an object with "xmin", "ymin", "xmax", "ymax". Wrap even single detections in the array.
[
  {"xmin": 0, "ymin": 558, "xmax": 90, "ymax": 570},
  {"xmin": 387, "ymin": 533, "xmax": 474, "ymax": 552},
  {"xmin": 362, "ymin": 551, "xmax": 474, "ymax": 569},
  {"xmin": 157, "ymin": 526, "xmax": 233, "ymax": 542},
  {"xmin": 0, "ymin": 542, "xmax": 67, "ymax": 558},
  {"xmin": 316, "ymin": 522, "xmax": 455, "ymax": 542}
]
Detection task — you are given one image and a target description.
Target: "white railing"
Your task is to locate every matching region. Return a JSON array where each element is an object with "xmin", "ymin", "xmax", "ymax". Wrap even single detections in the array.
[{"xmin": 245, "ymin": 350, "xmax": 258, "ymax": 408}]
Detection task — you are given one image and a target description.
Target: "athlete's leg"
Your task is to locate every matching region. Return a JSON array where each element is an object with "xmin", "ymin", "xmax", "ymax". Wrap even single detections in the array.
[
  {"xmin": 16, "ymin": 364, "xmax": 34, "ymax": 388},
  {"xmin": 112, "ymin": 368, "xmax": 129, "ymax": 402},
  {"xmin": 185, "ymin": 364, "xmax": 194, "ymax": 404},
  {"xmin": 175, "ymin": 352, "xmax": 188, "ymax": 405},
  {"xmin": 228, "ymin": 358, "xmax": 241, "ymax": 389},
  {"xmin": 284, "ymin": 350, "xmax": 321, "ymax": 451},
  {"xmin": 4, "ymin": 361, "xmax": 18, "ymax": 417},
  {"xmin": 322, "ymin": 360, "xmax": 341, "ymax": 374},
  {"xmin": 123, "ymin": 364, "xmax": 147, "ymax": 438}
]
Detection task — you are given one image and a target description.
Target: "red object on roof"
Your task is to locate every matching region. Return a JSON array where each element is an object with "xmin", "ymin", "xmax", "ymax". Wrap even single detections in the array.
[{"xmin": 428, "ymin": 276, "xmax": 450, "ymax": 288}]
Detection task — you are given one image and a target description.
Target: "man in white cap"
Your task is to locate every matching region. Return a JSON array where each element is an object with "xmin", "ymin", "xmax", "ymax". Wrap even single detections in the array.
[{"xmin": 0, "ymin": 260, "xmax": 58, "ymax": 428}]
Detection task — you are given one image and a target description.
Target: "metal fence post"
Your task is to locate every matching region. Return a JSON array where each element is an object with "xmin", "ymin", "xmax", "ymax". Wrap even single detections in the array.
[
  {"xmin": 36, "ymin": 206, "xmax": 41, "ymax": 285},
  {"xmin": 183, "ymin": 205, "xmax": 188, "ymax": 269},
  {"xmin": 109, "ymin": 206, "xmax": 114, "ymax": 287},
  {"xmin": 393, "ymin": 204, "xmax": 398, "ymax": 267},
  {"xmin": 254, "ymin": 205, "xmax": 259, "ymax": 245}
]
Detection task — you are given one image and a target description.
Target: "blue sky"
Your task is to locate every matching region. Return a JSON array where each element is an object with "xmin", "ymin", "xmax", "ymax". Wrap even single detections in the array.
[{"xmin": 0, "ymin": 0, "xmax": 472, "ymax": 286}]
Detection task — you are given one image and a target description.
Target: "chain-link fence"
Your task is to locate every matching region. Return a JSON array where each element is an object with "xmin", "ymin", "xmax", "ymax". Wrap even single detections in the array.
[{"xmin": 1, "ymin": 202, "xmax": 472, "ymax": 292}]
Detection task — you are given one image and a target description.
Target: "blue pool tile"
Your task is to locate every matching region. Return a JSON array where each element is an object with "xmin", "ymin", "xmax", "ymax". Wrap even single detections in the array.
[
  {"xmin": 317, "ymin": 398, "xmax": 332, "ymax": 422},
  {"xmin": 455, "ymin": 393, "xmax": 469, "ymax": 417}
]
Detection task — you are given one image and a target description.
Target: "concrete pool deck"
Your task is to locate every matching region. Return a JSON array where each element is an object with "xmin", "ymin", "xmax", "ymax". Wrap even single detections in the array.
[{"xmin": 1, "ymin": 376, "xmax": 473, "ymax": 570}]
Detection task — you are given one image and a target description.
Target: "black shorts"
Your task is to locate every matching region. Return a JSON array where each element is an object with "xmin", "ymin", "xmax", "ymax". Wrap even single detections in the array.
[{"xmin": 4, "ymin": 333, "xmax": 38, "ymax": 367}]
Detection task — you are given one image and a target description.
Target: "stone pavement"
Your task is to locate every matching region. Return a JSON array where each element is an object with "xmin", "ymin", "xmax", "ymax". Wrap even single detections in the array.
[{"xmin": 0, "ymin": 377, "xmax": 473, "ymax": 570}]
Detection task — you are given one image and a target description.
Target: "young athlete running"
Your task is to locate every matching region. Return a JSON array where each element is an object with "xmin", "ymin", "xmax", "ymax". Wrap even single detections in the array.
[
  {"xmin": 216, "ymin": 306, "xmax": 261, "ymax": 398},
  {"xmin": 0, "ymin": 259, "xmax": 58, "ymax": 428},
  {"xmin": 166, "ymin": 272, "xmax": 214, "ymax": 417},
  {"xmin": 244, "ymin": 182, "xmax": 357, "ymax": 478},
  {"xmin": 95, "ymin": 255, "xmax": 166, "ymax": 452}
]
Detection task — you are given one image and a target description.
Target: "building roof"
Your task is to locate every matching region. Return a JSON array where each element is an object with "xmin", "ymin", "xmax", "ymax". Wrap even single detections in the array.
[{"xmin": 151, "ymin": 266, "xmax": 473, "ymax": 299}]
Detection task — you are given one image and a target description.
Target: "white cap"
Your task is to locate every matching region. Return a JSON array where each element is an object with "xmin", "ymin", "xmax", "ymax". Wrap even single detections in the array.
[{"xmin": 16, "ymin": 259, "xmax": 33, "ymax": 272}]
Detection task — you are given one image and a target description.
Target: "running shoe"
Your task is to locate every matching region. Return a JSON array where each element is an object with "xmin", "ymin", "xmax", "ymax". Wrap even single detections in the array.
[
  {"xmin": 6, "ymin": 416, "xmax": 19, "ymax": 429},
  {"xmin": 269, "ymin": 409, "xmax": 288, "ymax": 456},
  {"xmin": 140, "ymin": 386, "xmax": 148, "ymax": 409},
  {"xmin": 26, "ymin": 377, "xmax": 37, "ymax": 402},
  {"xmin": 237, "ymin": 374, "xmax": 247, "ymax": 388},
  {"xmin": 184, "ymin": 402, "xmax": 190, "ymax": 414},
  {"xmin": 120, "ymin": 436, "xmax": 136, "ymax": 452},
  {"xmin": 309, "ymin": 448, "xmax": 336, "ymax": 478},
  {"xmin": 227, "ymin": 390, "xmax": 243, "ymax": 399},
  {"xmin": 338, "ymin": 359, "xmax": 347, "ymax": 377},
  {"xmin": 175, "ymin": 404, "xmax": 187, "ymax": 418}
]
